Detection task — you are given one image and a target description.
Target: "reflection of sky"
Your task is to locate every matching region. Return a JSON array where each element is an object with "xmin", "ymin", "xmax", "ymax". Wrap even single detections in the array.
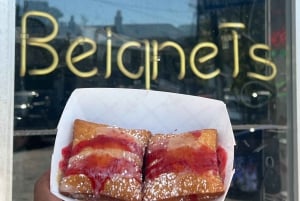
[{"xmin": 48, "ymin": 0, "xmax": 196, "ymax": 27}]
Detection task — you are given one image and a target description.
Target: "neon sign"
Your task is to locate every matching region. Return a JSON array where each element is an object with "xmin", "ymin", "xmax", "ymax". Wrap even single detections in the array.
[{"xmin": 20, "ymin": 11, "xmax": 277, "ymax": 89}]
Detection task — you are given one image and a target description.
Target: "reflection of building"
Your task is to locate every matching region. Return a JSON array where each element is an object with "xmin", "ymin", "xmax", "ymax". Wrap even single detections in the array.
[{"xmin": 83, "ymin": 11, "xmax": 187, "ymax": 40}]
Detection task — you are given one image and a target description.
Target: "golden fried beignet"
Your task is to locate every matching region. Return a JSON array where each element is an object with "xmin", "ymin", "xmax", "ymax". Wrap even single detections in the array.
[
  {"xmin": 59, "ymin": 119, "xmax": 151, "ymax": 201},
  {"xmin": 143, "ymin": 129, "xmax": 225, "ymax": 201}
]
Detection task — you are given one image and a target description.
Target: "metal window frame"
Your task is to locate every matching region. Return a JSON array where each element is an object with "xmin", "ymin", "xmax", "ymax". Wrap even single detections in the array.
[{"xmin": 293, "ymin": 0, "xmax": 300, "ymax": 200}]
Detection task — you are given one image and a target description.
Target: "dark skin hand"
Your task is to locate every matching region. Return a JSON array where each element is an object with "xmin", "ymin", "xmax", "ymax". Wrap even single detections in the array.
[{"xmin": 34, "ymin": 170, "xmax": 62, "ymax": 201}]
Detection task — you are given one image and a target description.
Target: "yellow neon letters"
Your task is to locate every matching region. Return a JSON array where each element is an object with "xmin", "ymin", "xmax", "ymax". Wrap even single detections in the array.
[
  {"xmin": 21, "ymin": 11, "xmax": 278, "ymax": 89},
  {"xmin": 20, "ymin": 11, "xmax": 59, "ymax": 76},
  {"xmin": 248, "ymin": 44, "xmax": 277, "ymax": 81},
  {"xmin": 218, "ymin": 23, "xmax": 246, "ymax": 78},
  {"xmin": 66, "ymin": 37, "xmax": 98, "ymax": 78},
  {"xmin": 190, "ymin": 42, "xmax": 220, "ymax": 79},
  {"xmin": 117, "ymin": 41, "xmax": 144, "ymax": 79},
  {"xmin": 105, "ymin": 28, "xmax": 112, "ymax": 78},
  {"xmin": 156, "ymin": 41, "xmax": 185, "ymax": 80}
]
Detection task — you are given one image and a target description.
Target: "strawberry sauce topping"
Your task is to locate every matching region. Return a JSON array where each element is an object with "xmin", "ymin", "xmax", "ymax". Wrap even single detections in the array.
[
  {"xmin": 59, "ymin": 133, "xmax": 142, "ymax": 194},
  {"xmin": 217, "ymin": 146, "xmax": 227, "ymax": 181},
  {"xmin": 64, "ymin": 154, "xmax": 141, "ymax": 193},
  {"xmin": 145, "ymin": 145, "xmax": 219, "ymax": 180},
  {"xmin": 72, "ymin": 134, "xmax": 143, "ymax": 156}
]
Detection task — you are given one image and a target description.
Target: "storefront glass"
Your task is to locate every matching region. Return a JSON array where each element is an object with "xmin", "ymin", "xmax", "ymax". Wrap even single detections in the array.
[{"xmin": 13, "ymin": 0, "xmax": 296, "ymax": 200}]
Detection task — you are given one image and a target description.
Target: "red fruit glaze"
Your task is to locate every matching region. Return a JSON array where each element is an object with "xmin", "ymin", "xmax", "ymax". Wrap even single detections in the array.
[
  {"xmin": 217, "ymin": 146, "xmax": 227, "ymax": 181},
  {"xmin": 145, "ymin": 145, "xmax": 219, "ymax": 180},
  {"xmin": 59, "ymin": 143, "xmax": 72, "ymax": 174},
  {"xmin": 64, "ymin": 154, "xmax": 141, "ymax": 193},
  {"xmin": 71, "ymin": 134, "xmax": 143, "ymax": 156},
  {"xmin": 59, "ymin": 133, "xmax": 143, "ymax": 194}
]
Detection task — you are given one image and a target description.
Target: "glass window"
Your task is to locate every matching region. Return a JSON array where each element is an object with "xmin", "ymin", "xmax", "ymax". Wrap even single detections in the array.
[{"xmin": 14, "ymin": 0, "xmax": 296, "ymax": 200}]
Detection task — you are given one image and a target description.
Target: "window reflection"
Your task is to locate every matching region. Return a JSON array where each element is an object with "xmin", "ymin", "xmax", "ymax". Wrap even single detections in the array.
[{"xmin": 15, "ymin": 0, "xmax": 286, "ymax": 128}]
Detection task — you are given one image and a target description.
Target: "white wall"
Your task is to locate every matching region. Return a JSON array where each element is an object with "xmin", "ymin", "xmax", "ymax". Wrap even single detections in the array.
[{"xmin": 0, "ymin": 0, "xmax": 15, "ymax": 200}]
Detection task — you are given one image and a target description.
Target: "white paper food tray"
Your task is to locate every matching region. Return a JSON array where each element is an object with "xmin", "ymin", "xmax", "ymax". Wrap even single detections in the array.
[{"xmin": 50, "ymin": 88, "xmax": 235, "ymax": 201}]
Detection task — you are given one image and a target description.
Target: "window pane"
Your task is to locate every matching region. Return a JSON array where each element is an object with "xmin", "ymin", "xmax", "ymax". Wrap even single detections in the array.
[{"xmin": 14, "ymin": 0, "xmax": 293, "ymax": 200}]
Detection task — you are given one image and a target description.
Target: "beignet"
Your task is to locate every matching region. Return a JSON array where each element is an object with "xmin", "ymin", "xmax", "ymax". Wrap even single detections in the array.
[
  {"xmin": 59, "ymin": 119, "xmax": 151, "ymax": 201},
  {"xmin": 143, "ymin": 129, "xmax": 225, "ymax": 201}
]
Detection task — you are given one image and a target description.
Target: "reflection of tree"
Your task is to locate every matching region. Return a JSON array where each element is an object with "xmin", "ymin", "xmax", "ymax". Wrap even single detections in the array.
[
  {"xmin": 191, "ymin": 0, "xmax": 277, "ymax": 124},
  {"xmin": 67, "ymin": 16, "xmax": 82, "ymax": 37},
  {"xmin": 48, "ymin": 7, "xmax": 63, "ymax": 20},
  {"xmin": 81, "ymin": 15, "xmax": 88, "ymax": 26}
]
